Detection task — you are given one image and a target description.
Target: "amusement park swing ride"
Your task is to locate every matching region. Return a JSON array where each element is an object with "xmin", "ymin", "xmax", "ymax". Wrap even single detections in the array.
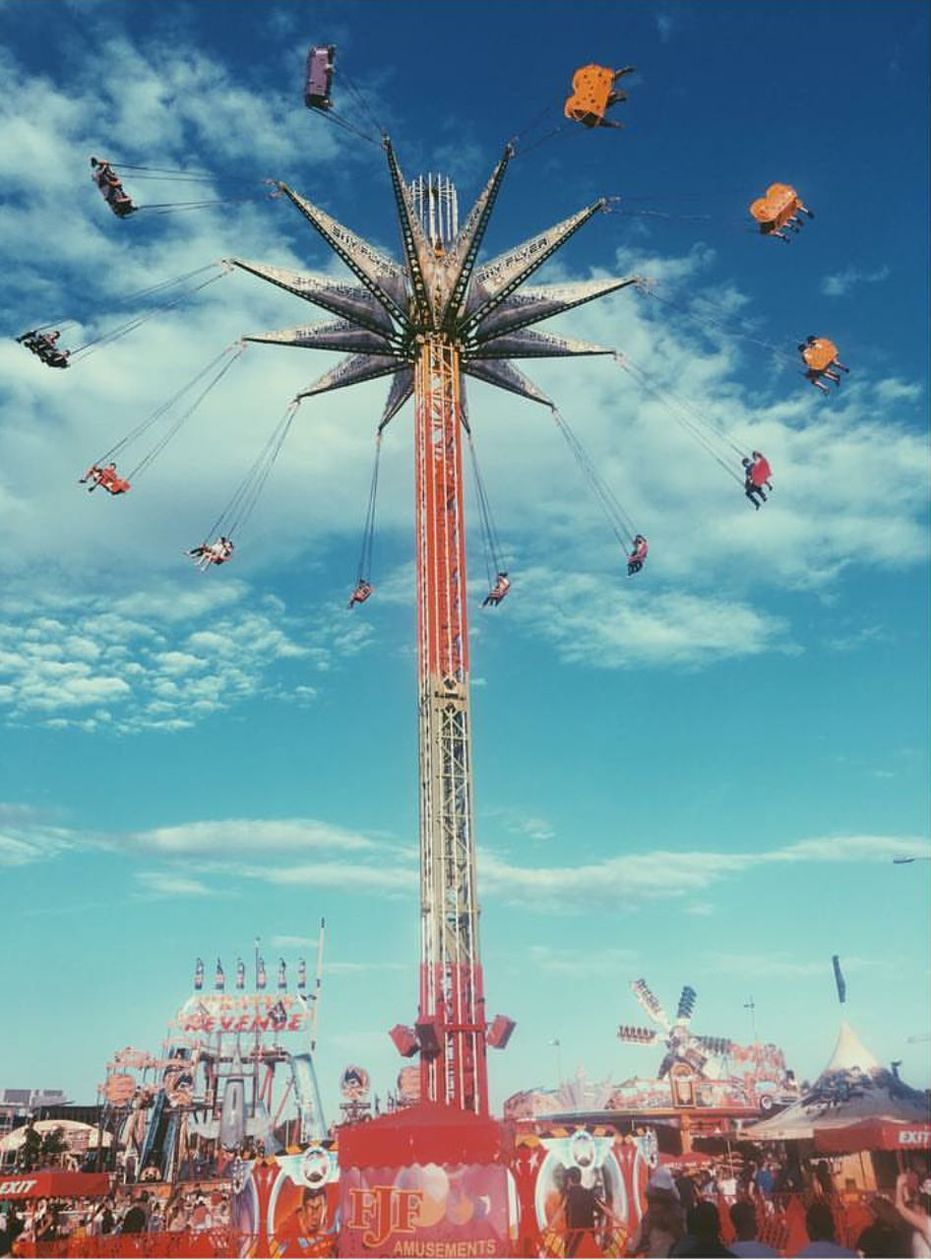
[{"xmin": 18, "ymin": 48, "xmax": 827, "ymax": 1162}]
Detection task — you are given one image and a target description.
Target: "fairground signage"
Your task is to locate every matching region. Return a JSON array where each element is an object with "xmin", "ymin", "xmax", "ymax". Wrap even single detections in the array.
[
  {"xmin": 0, "ymin": 1179, "xmax": 37, "ymax": 1196},
  {"xmin": 900, "ymin": 1129, "xmax": 931, "ymax": 1147},
  {"xmin": 174, "ymin": 993, "xmax": 308, "ymax": 1034},
  {"xmin": 339, "ymin": 1166, "xmax": 509, "ymax": 1258}
]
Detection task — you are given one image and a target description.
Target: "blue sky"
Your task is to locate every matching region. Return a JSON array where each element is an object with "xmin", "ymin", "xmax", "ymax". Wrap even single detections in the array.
[{"xmin": 0, "ymin": 0, "xmax": 928, "ymax": 1120}]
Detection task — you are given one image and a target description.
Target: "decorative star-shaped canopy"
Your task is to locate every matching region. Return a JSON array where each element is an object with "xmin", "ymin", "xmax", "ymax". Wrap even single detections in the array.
[{"xmin": 232, "ymin": 138, "xmax": 637, "ymax": 426}]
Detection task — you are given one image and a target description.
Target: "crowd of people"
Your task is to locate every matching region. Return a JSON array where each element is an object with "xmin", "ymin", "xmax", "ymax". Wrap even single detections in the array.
[
  {"xmin": 626, "ymin": 1163, "xmax": 931, "ymax": 1259},
  {"xmin": 0, "ymin": 1185, "xmax": 230, "ymax": 1257}
]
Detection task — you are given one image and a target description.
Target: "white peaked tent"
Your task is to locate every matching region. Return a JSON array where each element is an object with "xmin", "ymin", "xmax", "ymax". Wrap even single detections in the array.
[{"xmin": 743, "ymin": 1021, "xmax": 929, "ymax": 1143}]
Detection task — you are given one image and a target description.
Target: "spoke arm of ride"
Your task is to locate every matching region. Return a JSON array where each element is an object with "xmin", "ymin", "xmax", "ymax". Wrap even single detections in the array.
[
  {"xmin": 277, "ymin": 185, "xmax": 411, "ymax": 329},
  {"xmin": 441, "ymin": 143, "xmax": 514, "ymax": 329},
  {"xmin": 462, "ymin": 200, "xmax": 607, "ymax": 334},
  {"xmin": 461, "ymin": 359, "xmax": 553, "ymax": 406},
  {"xmin": 230, "ymin": 259, "xmax": 397, "ymax": 336},
  {"xmin": 244, "ymin": 320, "xmax": 403, "ymax": 357},
  {"xmin": 379, "ymin": 367, "xmax": 414, "ymax": 431},
  {"xmin": 479, "ymin": 275, "xmax": 640, "ymax": 339},
  {"xmin": 466, "ymin": 329, "xmax": 615, "ymax": 359},
  {"xmin": 295, "ymin": 353, "xmax": 403, "ymax": 400},
  {"xmin": 383, "ymin": 137, "xmax": 434, "ymax": 326}
]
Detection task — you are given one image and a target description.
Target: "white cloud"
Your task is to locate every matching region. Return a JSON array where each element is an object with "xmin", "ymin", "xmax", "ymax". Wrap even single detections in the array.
[
  {"xmin": 0, "ymin": 581, "xmax": 362, "ymax": 732},
  {"xmin": 271, "ymin": 934, "xmax": 321, "ymax": 949},
  {"xmin": 4, "ymin": 799, "xmax": 929, "ymax": 915},
  {"xmin": 135, "ymin": 871, "xmax": 214, "ymax": 897},
  {"xmin": 0, "ymin": 18, "xmax": 926, "ymax": 712},
  {"xmin": 821, "ymin": 265, "xmax": 890, "ymax": 297},
  {"xmin": 127, "ymin": 818, "xmax": 378, "ymax": 856},
  {"xmin": 507, "ymin": 572, "xmax": 794, "ymax": 669},
  {"xmin": 476, "ymin": 833, "xmax": 931, "ymax": 913},
  {"xmin": 0, "ymin": 804, "xmax": 74, "ymax": 866},
  {"xmin": 772, "ymin": 834, "xmax": 931, "ymax": 864},
  {"xmin": 255, "ymin": 860, "xmax": 415, "ymax": 894}
]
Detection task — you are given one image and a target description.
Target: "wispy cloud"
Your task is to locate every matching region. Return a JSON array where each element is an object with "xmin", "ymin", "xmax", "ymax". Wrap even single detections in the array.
[
  {"xmin": 656, "ymin": 10, "xmax": 676, "ymax": 42},
  {"xmin": 478, "ymin": 833, "xmax": 931, "ymax": 912},
  {"xmin": 135, "ymin": 871, "xmax": 214, "ymax": 897},
  {"xmin": 821, "ymin": 265, "xmax": 890, "ymax": 297},
  {"xmin": 4, "ymin": 801, "xmax": 929, "ymax": 913},
  {"xmin": 271, "ymin": 934, "xmax": 322, "ymax": 949},
  {"xmin": 0, "ymin": 804, "xmax": 74, "ymax": 867},
  {"xmin": 507, "ymin": 573, "xmax": 795, "ymax": 669},
  {"xmin": 487, "ymin": 807, "xmax": 555, "ymax": 842},
  {"xmin": 125, "ymin": 818, "xmax": 378, "ymax": 856}
]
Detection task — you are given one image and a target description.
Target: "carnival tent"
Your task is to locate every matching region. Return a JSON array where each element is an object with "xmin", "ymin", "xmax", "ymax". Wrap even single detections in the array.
[
  {"xmin": 814, "ymin": 1118, "xmax": 931, "ymax": 1154},
  {"xmin": 743, "ymin": 1021, "xmax": 930, "ymax": 1147},
  {"xmin": 0, "ymin": 1170, "xmax": 111, "ymax": 1199},
  {"xmin": 337, "ymin": 1101, "xmax": 506, "ymax": 1167}
]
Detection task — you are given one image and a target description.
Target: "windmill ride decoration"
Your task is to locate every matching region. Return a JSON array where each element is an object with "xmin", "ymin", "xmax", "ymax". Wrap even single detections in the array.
[{"xmin": 618, "ymin": 979, "xmax": 733, "ymax": 1081}]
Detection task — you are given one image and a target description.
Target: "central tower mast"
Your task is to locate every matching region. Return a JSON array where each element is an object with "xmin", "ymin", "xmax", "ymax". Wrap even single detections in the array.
[{"xmin": 410, "ymin": 178, "xmax": 486, "ymax": 1112}]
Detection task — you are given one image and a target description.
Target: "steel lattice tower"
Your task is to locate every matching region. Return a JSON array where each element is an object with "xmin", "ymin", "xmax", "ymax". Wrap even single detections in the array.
[{"xmin": 233, "ymin": 138, "xmax": 637, "ymax": 1113}]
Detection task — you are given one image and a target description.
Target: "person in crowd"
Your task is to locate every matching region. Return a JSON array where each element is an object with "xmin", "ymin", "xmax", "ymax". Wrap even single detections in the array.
[
  {"xmin": 729, "ymin": 1201, "xmax": 778, "ymax": 1258},
  {"xmin": 813, "ymin": 1162, "xmax": 835, "ymax": 1200},
  {"xmin": 794, "ymin": 1201, "xmax": 855, "ymax": 1258},
  {"xmin": 855, "ymin": 1195, "xmax": 912, "ymax": 1258},
  {"xmin": 94, "ymin": 1199, "xmax": 115, "ymax": 1235},
  {"xmin": 561, "ymin": 1165, "xmax": 603, "ymax": 1258},
  {"xmin": 631, "ymin": 1168, "xmax": 685, "ymax": 1258},
  {"xmin": 754, "ymin": 1162, "xmax": 776, "ymax": 1212},
  {"xmin": 895, "ymin": 1170, "xmax": 931, "ymax": 1259},
  {"xmin": 675, "ymin": 1173, "xmax": 698, "ymax": 1213},
  {"xmin": 672, "ymin": 1201, "xmax": 735, "ymax": 1257},
  {"xmin": 120, "ymin": 1191, "xmax": 149, "ymax": 1234},
  {"xmin": 719, "ymin": 1167, "xmax": 739, "ymax": 1202}
]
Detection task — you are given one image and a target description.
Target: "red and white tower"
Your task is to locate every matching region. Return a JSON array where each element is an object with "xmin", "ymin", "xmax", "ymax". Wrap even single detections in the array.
[{"xmin": 233, "ymin": 138, "xmax": 637, "ymax": 1113}]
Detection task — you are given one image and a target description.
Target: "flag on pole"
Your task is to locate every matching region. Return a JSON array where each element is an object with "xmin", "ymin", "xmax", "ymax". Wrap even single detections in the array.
[{"xmin": 832, "ymin": 955, "xmax": 847, "ymax": 1005}]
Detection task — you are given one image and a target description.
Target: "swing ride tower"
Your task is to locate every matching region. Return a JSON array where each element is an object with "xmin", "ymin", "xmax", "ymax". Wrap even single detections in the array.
[
  {"xmin": 232, "ymin": 136, "xmax": 639, "ymax": 1113},
  {"xmin": 410, "ymin": 175, "xmax": 483, "ymax": 1113}
]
